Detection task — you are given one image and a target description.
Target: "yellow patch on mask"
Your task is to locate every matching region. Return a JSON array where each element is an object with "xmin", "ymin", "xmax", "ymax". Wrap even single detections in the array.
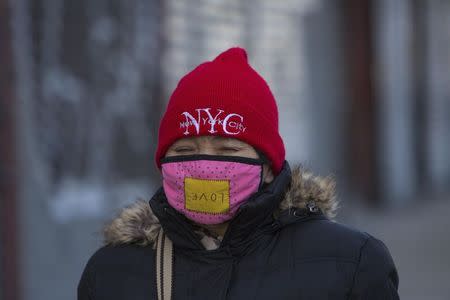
[{"xmin": 184, "ymin": 177, "xmax": 230, "ymax": 214}]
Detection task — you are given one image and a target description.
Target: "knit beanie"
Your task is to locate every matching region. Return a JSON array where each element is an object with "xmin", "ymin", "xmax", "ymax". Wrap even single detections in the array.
[{"xmin": 155, "ymin": 47, "xmax": 286, "ymax": 174}]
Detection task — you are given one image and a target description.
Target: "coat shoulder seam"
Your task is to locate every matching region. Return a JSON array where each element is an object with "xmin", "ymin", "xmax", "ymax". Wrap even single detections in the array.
[{"xmin": 346, "ymin": 234, "xmax": 370, "ymax": 299}]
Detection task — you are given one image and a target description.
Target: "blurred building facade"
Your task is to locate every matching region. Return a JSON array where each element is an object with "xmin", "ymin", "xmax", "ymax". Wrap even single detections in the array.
[{"xmin": 1, "ymin": 0, "xmax": 449, "ymax": 299}]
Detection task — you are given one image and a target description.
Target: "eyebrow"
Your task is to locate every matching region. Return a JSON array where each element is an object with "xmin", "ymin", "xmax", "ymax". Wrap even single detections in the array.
[
  {"xmin": 213, "ymin": 138, "xmax": 247, "ymax": 147},
  {"xmin": 211, "ymin": 136, "xmax": 229, "ymax": 142},
  {"xmin": 174, "ymin": 136, "xmax": 244, "ymax": 145}
]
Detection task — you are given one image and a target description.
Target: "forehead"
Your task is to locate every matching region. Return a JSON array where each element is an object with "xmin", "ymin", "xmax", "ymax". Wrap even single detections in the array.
[{"xmin": 172, "ymin": 136, "xmax": 250, "ymax": 146}]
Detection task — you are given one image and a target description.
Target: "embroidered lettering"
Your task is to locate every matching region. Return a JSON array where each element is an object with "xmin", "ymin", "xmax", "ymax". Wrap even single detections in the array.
[{"xmin": 179, "ymin": 108, "xmax": 246, "ymax": 136}]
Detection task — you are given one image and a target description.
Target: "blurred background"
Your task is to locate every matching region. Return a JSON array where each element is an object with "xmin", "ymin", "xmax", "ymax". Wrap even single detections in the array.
[{"xmin": 1, "ymin": 0, "xmax": 450, "ymax": 299}]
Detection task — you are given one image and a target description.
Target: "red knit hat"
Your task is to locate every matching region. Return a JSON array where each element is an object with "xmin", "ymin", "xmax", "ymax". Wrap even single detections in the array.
[{"xmin": 155, "ymin": 47, "xmax": 286, "ymax": 174}]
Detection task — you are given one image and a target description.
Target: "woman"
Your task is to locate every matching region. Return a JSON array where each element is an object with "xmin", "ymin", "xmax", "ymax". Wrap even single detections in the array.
[{"xmin": 78, "ymin": 47, "xmax": 399, "ymax": 299}]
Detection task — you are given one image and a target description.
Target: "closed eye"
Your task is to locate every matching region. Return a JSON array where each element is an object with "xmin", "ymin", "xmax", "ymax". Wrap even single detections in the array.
[
  {"xmin": 220, "ymin": 147, "xmax": 241, "ymax": 152},
  {"xmin": 174, "ymin": 147, "xmax": 195, "ymax": 153}
]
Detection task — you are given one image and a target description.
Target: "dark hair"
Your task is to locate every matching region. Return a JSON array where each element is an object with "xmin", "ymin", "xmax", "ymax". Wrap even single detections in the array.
[{"xmin": 256, "ymin": 149, "xmax": 271, "ymax": 165}]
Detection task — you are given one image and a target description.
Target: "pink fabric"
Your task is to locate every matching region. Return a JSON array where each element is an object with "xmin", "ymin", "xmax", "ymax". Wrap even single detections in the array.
[{"xmin": 162, "ymin": 159, "xmax": 262, "ymax": 224}]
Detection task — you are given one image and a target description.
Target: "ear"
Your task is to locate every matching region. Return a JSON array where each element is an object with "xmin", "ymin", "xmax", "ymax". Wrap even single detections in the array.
[{"xmin": 263, "ymin": 164, "xmax": 274, "ymax": 184}]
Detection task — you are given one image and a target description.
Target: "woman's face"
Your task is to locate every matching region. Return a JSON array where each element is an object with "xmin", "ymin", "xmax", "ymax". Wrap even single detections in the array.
[{"xmin": 165, "ymin": 136, "xmax": 274, "ymax": 184}]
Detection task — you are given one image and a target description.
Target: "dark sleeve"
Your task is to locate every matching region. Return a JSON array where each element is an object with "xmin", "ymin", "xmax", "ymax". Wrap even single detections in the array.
[
  {"xmin": 77, "ymin": 257, "xmax": 95, "ymax": 300},
  {"xmin": 350, "ymin": 234, "xmax": 400, "ymax": 300}
]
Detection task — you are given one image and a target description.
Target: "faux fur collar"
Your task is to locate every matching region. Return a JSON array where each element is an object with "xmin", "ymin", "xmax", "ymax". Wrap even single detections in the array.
[{"xmin": 103, "ymin": 165, "xmax": 337, "ymax": 247}]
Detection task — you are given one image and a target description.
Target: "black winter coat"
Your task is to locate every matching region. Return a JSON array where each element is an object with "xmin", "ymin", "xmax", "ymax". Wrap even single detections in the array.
[{"xmin": 78, "ymin": 162, "xmax": 399, "ymax": 299}]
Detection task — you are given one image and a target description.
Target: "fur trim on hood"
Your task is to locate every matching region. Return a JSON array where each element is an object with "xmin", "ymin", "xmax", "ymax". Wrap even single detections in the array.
[{"xmin": 103, "ymin": 165, "xmax": 338, "ymax": 247}]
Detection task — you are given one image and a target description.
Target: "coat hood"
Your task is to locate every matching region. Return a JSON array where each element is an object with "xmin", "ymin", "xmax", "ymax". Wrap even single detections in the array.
[{"xmin": 103, "ymin": 165, "xmax": 338, "ymax": 247}]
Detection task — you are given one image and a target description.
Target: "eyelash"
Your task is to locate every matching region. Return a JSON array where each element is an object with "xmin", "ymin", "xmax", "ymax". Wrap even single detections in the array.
[
  {"xmin": 173, "ymin": 146, "xmax": 241, "ymax": 152},
  {"xmin": 174, "ymin": 147, "xmax": 193, "ymax": 152},
  {"xmin": 221, "ymin": 147, "xmax": 240, "ymax": 152}
]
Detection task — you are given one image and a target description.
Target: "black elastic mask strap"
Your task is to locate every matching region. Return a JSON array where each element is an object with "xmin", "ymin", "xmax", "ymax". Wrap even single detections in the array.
[{"xmin": 160, "ymin": 154, "xmax": 265, "ymax": 166}]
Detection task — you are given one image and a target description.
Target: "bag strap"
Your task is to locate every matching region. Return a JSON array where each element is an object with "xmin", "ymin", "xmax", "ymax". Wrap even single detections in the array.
[{"xmin": 156, "ymin": 228, "xmax": 173, "ymax": 300}]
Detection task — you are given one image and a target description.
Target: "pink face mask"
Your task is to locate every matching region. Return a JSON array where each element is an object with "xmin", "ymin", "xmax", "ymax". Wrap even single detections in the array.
[{"xmin": 160, "ymin": 155, "xmax": 264, "ymax": 225}]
